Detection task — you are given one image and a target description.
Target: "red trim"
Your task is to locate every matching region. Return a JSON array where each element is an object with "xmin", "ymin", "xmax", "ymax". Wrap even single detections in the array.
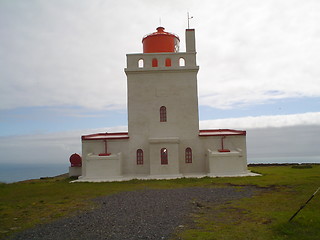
[
  {"xmin": 218, "ymin": 149, "xmax": 231, "ymax": 153},
  {"xmin": 98, "ymin": 153, "xmax": 111, "ymax": 156},
  {"xmin": 199, "ymin": 129, "xmax": 246, "ymax": 136},
  {"xmin": 218, "ymin": 136, "xmax": 230, "ymax": 152},
  {"xmin": 99, "ymin": 139, "xmax": 111, "ymax": 156},
  {"xmin": 82, "ymin": 132, "xmax": 129, "ymax": 141}
]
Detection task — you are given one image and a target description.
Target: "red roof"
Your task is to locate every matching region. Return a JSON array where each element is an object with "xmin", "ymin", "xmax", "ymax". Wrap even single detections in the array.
[
  {"xmin": 81, "ymin": 129, "xmax": 245, "ymax": 141},
  {"xmin": 199, "ymin": 129, "xmax": 246, "ymax": 136},
  {"xmin": 142, "ymin": 27, "xmax": 180, "ymax": 43},
  {"xmin": 82, "ymin": 132, "xmax": 129, "ymax": 141}
]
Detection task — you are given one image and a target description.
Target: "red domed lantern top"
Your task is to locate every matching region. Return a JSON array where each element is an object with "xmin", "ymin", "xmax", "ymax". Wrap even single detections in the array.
[{"xmin": 142, "ymin": 27, "xmax": 180, "ymax": 53}]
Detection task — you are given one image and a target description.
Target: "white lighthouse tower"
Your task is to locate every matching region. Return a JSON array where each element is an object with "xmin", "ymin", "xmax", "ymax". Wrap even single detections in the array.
[
  {"xmin": 78, "ymin": 26, "xmax": 251, "ymax": 182},
  {"xmin": 125, "ymin": 27, "xmax": 200, "ymax": 177}
]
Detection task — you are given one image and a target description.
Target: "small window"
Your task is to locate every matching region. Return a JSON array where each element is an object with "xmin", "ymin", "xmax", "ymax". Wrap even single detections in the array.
[
  {"xmin": 138, "ymin": 59, "xmax": 144, "ymax": 68},
  {"xmin": 185, "ymin": 147, "xmax": 192, "ymax": 163},
  {"xmin": 160, "ymin": 106, "xmax": 167, "ymax": 122},
  {"xmin": 136, "ymin": 149, "xmax": 143, "ymax": 165},
  {"xmin": 165, "ymin": 58, "xmax": 171, "ymax": 67},
  {"xmin": 152, "ymin": 58, "xmax": 158, "ymax": 67},
  {"xmin": 161, "ymin": 148, "xmax": 168, "ymax": 165},
  {"xmin": 179, "ymin": 57, "xmax": 185, "ymax": 67}
]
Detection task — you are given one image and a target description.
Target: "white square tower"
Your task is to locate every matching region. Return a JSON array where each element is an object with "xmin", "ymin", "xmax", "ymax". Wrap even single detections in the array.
[{"xmin": 125, "ymin": 27, "xmax": 200, "ymax": 176}]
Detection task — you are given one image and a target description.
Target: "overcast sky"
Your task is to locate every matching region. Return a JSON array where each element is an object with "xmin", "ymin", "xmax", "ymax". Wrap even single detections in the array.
[{"xmin": 1, "ymin": 0, "xmax": 320, "ymax": 164}]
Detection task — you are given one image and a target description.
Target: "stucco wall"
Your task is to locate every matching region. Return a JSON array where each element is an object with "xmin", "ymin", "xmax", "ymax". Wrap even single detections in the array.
[
  {"xmin": 201, "ymin": 135, "xmax": 248, "ymax": 175},
  {"xmin": 126, "ymin": 63, "xmax": 199, "ymax": 139},
  {"xmin": 207, "ymin": 150, "xmax": 248, "ymax": 176},
  {"xmin": 81, "ymin": 134, "xmax": 247, "ymax": 179},
  {"xmin": 149, "ymin": 138, "xmax": 181, "ymax": 176},
  {"xmin": 84, "ymin": 153, "xmax": 122, "ymax": 179},
  {"xmin": 81, "ymin": 139, "xmax": 129, "ymax": 178}
]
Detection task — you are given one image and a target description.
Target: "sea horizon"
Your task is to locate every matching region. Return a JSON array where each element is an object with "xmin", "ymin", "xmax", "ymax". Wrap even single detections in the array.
[
  {"xmin": 0, "ymin": 156, "xmax": 319, "ymax": 183},
  {"xmin": 0, "ymin": 162, "xmax": 69, "ymax": 184}
]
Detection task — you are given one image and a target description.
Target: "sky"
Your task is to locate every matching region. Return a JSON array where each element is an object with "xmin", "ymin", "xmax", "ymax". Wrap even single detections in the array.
[{"xmin": 0, "ymin": 0, "xmax": 320, "ymax": 164}]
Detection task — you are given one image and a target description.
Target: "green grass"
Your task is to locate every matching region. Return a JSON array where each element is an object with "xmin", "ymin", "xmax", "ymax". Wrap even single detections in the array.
[
  {"xmin": 0, "ymin": 165, "xmax": 319, "ymax": 239},
  {"xmin": 172, "ymin": 165, "xmax": 320, "ymax": 240}
]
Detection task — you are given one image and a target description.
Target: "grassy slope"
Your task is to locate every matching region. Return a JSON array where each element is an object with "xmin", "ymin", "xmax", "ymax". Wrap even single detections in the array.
[
  {"xmin": 0, "ymin": 165, "xmax": 319, "ymax": 239},
  {"xmin": 173, "ymin": 165, "xmax": 320, "ymax": 240}
]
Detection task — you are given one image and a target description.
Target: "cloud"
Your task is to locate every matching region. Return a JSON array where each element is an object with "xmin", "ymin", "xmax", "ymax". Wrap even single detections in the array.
[
  {"xmin": 200, "ymin": 112, "xmax": 320, "ymax": 129},
  {"xmin": 247, "ymin": 125, "xmax": 320, "ymax": 158},
  {"xmin": 1, "ymin": 113, "xmax": 320, "ymax": 164},
  {"xmin": 196, "ymin": 0, "xmax": 320, "ymax": 109},
  {"xmin": 199, "ymin": 112, "xmax": 320, "ymax": 159},
  {"xmin": 0, "ymin": 126, "xmax": 128, "ymax": 164},
  {"xmin": 1, "ymin": 0, "xmax": 320, "ymax": 111},
  {"xmin": 0, "ymin": 1, "xmax": 129, "ymax": 110}
]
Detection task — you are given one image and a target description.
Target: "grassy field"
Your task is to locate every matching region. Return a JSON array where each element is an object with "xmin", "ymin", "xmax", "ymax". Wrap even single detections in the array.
[{"xmin": 0, "ymin": 165, "xmax": 319, "ymax": 239}]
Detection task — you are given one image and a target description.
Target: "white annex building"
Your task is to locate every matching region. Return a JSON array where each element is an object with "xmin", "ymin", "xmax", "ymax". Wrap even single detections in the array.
[{"xmin": 74, "ymin": 27, "xmax": 253, "ymax": 182}]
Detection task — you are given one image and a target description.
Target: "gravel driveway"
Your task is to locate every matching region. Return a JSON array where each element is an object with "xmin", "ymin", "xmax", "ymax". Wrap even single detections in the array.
[{"xmin": 9, "ymin": 186, "xmax": 257, "ymax": 240}]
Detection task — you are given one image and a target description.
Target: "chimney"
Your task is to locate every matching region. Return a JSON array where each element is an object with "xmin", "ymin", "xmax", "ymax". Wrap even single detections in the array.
[{"xmin": 186, "ymin": 29, "xmax": 196, "ymax": 52}]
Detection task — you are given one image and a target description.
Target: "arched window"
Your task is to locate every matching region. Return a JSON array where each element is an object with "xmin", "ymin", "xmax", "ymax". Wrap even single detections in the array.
[
  {"xmin": 152, "ymin": 58, "xmax": 158, "ymax": 67},
  {"xmin": 165, "ymin": 58, "xmax": 171, "ymax": 67},
  {"xmin": 185, "ymin": 147, "xmax": 192, "ymax": 163},
  {"xmin": 179, "ymin": 57, "xmax": 185, "ymax": 67},
  {"xmin": 136, "ymin": 149, "xmax": 143, "ymax": 165},
  {"xmin": 138, "ymin": 59, "xmax": 144, "ymax": 68},
  {"xmin": 161, "ymin": 148, "xmax": 168, "ymax": 165},
  {"xmin": 160, "ymin": 106, "xmax": 167, "ymax": 122}
]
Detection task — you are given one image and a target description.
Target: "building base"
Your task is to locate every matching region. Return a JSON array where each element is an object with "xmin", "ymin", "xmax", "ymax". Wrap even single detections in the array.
[
  {"xmin": 69, "ymin": 166, "xmax": 82, "ymax": 177},
  {"xmin": 71, "ymin": 171, "xmax": 260, "ymax": 183}
]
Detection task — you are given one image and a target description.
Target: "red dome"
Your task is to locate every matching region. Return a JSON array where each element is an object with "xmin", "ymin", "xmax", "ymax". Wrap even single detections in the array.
[
  {"xmin": 142, "ymin": 27, "xmax": 180, "ymax": 53},
  {"xmin": 69, "ymin": 153, "xmax": 82, "ymax": 167}
]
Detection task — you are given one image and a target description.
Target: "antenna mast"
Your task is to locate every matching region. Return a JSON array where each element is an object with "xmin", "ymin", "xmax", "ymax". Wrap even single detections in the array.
[{"xmin": 187, "ymin": 12, "xmax": 193, "ymax": 29}]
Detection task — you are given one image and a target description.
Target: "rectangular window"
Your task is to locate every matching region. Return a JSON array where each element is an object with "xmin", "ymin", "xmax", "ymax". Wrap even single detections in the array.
[
  {"xmin": 152, "ymin": 58, "xmax": 158, "ymax": 67},
  {"xmin": 165, "ymin": 58, "xmax": 171, "ymax": 67}
]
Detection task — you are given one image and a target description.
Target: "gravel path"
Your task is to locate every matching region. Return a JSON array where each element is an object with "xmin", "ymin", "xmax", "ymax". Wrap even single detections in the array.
[{"xmin": 9, "ymin": 186, "xmax": 257, "ymax": 240}]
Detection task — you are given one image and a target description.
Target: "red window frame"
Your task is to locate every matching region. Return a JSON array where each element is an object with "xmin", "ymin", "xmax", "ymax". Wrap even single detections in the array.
[
  {"xmin": 185, "ymin": 147, "xmax": 192, "ymax": 163},
  {"xmin": 165, "ymin": 58, "xmax": 171, "ymax": 67},
  {"xmin": 136, "ymin": 149, "xmax": 143, "ymax": 165},
  {"xmin": 160, "ymin": 106, "xmax": 167, "ymax": 122},
  {"xmin": 161, "ymin": 148, "xmax": 168, "ymax": 165},
  {"xmin": 152, "ymin": 58, "xmax": 158, "ymax": 67}
]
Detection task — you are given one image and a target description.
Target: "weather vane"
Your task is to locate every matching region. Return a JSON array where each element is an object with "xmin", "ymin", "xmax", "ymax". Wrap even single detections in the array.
[{"xmin": 187, "ymin": 12, "xmax": 193, "ymax": 29}]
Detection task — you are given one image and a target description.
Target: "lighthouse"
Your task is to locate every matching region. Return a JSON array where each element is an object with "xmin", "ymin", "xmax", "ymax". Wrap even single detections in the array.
[
  {"xmin": 125, "ymin": 27, "xmax": 201, "ymax": 177},
  {"xmin": 78, "ymin": 26, "xmax": 251, "ymax": 182}
]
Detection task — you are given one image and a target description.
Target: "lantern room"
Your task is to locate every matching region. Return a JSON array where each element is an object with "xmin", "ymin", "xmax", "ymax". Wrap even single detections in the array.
[{"xmin": 142, "ymin": 27, "xmax": 180, "ymax": 53}]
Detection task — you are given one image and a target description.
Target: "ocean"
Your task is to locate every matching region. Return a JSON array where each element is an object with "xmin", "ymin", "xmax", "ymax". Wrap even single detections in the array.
[
  {"xmin": 248, "ymin": 156, "xmax": 320, "ymax": 164},
  {"xmin": 0, "ymin": 163, "xmax": 69, "ymax": 183},
  {"xmin": 0, "ymin": 156, "xmax": 319, "ymax": 183}
]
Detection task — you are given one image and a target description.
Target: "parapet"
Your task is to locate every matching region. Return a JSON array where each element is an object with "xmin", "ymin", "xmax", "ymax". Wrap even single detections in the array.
[{"xmin": 125, "ymin": 52, "xmax": 199, "ymax": 73}]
